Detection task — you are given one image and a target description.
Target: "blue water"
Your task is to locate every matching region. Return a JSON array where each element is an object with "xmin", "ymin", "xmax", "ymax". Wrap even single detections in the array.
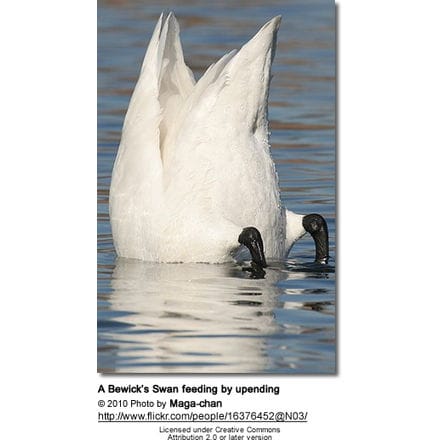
[{"xmin": 98, "ymin": 0, "xmax": 335, "ymax": 373}]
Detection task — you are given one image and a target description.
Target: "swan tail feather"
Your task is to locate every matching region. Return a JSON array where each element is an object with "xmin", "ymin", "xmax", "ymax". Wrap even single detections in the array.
[
  {"xmin": 110, "ymin": 12, "xmax": 195, "ymax": 259},
  {"xmin": 219, "ymin": 15, "xmax": 281, "ymax": 138},
  {"xmin": 175, "ymin": 16, "xmax": 281, "ymax": 152},
  {"xmin": 157, "ymin": 12, "xmax": 195, "ymax": 161},
  {"xmin": 111, "ymin": 12, "xmax": 196, "ymax": 190}
]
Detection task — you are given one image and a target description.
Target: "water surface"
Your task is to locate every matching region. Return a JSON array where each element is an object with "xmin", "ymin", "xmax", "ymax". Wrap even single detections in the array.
[{"xmin": 98, "ymin": 0, "xmax": 335, "ymax": 373}]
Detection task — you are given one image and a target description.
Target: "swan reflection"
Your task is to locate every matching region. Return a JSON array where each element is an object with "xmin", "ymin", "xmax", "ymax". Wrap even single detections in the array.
[{"xmin": 98, "ymin": 259, "xmax": 333, "ymax": 373}]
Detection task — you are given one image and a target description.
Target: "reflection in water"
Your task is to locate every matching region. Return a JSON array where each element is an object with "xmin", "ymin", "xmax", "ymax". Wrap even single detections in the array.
[{"xmin": 98, "ymin": 259, "xmax": 334, "ymax": 373}]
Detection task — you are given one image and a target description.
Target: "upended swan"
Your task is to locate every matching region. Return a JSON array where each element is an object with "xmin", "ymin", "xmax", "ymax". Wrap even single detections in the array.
[{"xmin": 109, "ymin": 13, "xmax": 329, "ymax": 273}]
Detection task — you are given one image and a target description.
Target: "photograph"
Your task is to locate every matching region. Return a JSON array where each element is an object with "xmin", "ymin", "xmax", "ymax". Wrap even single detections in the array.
[{"xmin": 97, "ymin": 0, "xmax": 336, "ymax": 374}]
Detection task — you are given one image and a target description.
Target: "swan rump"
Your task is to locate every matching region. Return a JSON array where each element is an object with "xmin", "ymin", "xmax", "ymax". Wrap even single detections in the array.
[{"xmin": 109, "ymin": 13, "xmax": 327, "ymax": 265}]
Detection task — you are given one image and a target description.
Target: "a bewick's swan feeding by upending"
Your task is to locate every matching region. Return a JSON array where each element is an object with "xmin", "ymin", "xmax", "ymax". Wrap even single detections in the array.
[{"xmin": 109, "ymin": 12, "xmax": 329, "ymax": 275}]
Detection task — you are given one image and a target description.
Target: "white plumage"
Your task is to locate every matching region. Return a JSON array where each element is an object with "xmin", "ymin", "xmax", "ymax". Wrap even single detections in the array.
[{"xmin": 110, "ymin": 13, "xmax": 319, "ymax": 264}]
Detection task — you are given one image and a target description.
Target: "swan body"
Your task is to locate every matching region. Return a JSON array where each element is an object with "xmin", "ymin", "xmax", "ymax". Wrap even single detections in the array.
[{"xmin": 110, "ymin": 13, "xmax": 328, "ymax": 265}]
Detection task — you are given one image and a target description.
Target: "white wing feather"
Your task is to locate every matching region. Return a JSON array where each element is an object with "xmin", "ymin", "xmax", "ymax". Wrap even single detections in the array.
[{"xmin": 110, "ymin": 12, "xmax": 195, "ymax": 260}]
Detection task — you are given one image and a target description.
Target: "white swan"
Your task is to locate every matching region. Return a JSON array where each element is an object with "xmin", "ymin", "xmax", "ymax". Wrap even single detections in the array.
[{"xmin": 109, "ymin": 12, "xmax": 329, "ymax": 270}]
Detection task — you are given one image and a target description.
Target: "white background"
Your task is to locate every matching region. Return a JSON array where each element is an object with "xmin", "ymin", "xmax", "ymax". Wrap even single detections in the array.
[{"xmin": 1, "ymin": 1, "xmax": 439, "ymax": 438}]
